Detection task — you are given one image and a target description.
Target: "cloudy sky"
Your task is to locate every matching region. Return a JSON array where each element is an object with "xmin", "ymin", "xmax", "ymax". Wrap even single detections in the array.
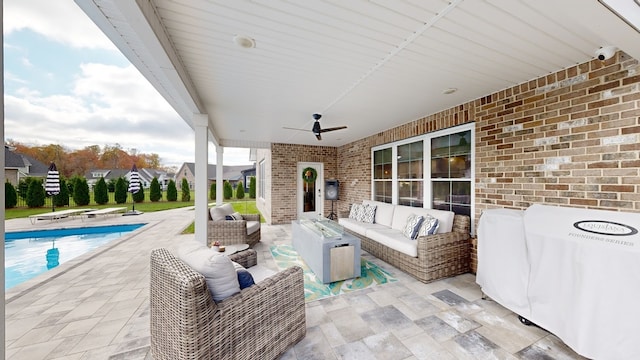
[{"xmin": 3, "ymin": 0, "xmax": 252, "ymax": 168}]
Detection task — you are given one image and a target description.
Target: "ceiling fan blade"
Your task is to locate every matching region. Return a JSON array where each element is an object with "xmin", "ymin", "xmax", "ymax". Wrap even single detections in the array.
[
  {"xmin": 319, "ymin": 126, "xmax": 347, "ymax": 133},
  {"xmin": 315, "ymin": 133, "xmax": 322, "ymax": 141},
  {"xmin": 283, "ymin": 126, "xmax": 310, "ymax": 132}
]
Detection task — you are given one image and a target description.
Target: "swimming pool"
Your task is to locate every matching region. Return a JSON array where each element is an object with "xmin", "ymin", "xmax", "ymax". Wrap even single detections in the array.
[{"xmin": 5, "ymin": 223, "xmax": 146, "ymax": 290}]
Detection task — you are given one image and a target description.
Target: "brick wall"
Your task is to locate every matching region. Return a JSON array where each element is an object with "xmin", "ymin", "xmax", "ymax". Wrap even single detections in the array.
[
  {"xmin": 336, "ymin": 51, "xmax": 639, "ymax": 273},
  {"xmin": 267, "ymin": 143, "xmax": 337, "ymax": 224}
]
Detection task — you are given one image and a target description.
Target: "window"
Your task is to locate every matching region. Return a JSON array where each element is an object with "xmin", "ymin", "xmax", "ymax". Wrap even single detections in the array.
[
  {"xmin": 371, "ymin": 123, "xmax": 474, "ymax": 219},
  {"xmin": 373, "ymin": 148, "xmax": 392, "ymax": 203},
  {"xmin": 397, "ymin": 141, "xmax": 423, "ymax": 207},
  {"xmin": 431, "ymin": 130, "xmax": 472, "ymax": 216}
]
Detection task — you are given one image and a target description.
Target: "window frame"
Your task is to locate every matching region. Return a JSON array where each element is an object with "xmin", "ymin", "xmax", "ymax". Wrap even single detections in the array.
[{"xmin": 371, "ymin": 123, "xmax": 475, "ymax": 232}]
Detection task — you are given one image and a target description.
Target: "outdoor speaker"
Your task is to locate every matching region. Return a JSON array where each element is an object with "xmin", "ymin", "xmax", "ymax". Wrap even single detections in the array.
[{"xmin": 325, "ymin": 179, "xmax": 339, "ymax": 200}]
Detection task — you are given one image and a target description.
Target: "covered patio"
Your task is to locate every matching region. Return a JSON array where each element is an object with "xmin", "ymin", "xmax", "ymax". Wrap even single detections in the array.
[
  {"xmin": 4, "ymin": 213, "xmax": 585, "ymax": 359},
  {"xmin": 2, "ymin": 0, "xmax": 640, "ymax": 358}
]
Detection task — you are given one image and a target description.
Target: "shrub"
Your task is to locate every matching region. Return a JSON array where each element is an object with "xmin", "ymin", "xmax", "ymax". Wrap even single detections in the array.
[
  {"xmin": 27, "ymin": 179, "xmax": 46, "ymax": 208},
  {"xmin": 115, "ymin": 177, "xmax": 128, "ymax": 204},
  {"xmin": 149, "ymin": 177, "xmax": 162, "ymax": 202},
  {"xmin": 223, "ymin": 181, "xmax": 233, "ymax": 200},
  {"xmin": 167, "ymin": 179, "xmax": 178, "ymax": 201},
  {"xmin": 17, "ymin": 178, "xmax": 33, "ymax": 200},
  {"xmin": 133, "ymin": 186, "xmax": 145, "ymax": 203},
  {"xmin": 181, "ymin": 178, "xmax": 191, "ymax": 202},
  {"xmin": 73, "ymin": 177, "xmax": 91, "ymax": 206},
  {"xmin": 5, "ymin": 181, "xmax": 17, "ymax": 208},
  {"xmin": 94, "ymin": 177, "xmax": 109, "ymax": 205},
  {"xmin": 54, "ymin": 178, "xmax": 70, "ymax": 207},
  {"xmin": 249, "ymin": 176, "xmax": 256, "ymax": 199},
  {"xmin": 209, "ymin": 182, "xmax": 216, "ymax": 201},
  {"xmin": 236, "ymin": 181, "xmax": 245, "ymax": 199},
  {"xmin": 107, "ymin": 178, "xmax": 117, "ymax": 192}
]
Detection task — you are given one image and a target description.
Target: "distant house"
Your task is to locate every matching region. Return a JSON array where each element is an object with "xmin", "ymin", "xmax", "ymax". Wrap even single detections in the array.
[
  {"xmin": 4, "ymin": 146, "xmax": 49, "ymax": 185},
  {"xmin": 85, "ymin": 168, "xmax": 171, "ymax": 190},
  {"xmin": 175, "ymin": 162, "xmax": 255, "ymax": 191}
]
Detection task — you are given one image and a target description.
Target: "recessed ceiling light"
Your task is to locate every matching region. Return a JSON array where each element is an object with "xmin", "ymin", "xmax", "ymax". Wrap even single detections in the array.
[
  {"xmin": 442, "ymin": 88, "xmax": 458, "ymax": 95},
  {"xmin": 233, "ymin": 35, "xmax": 256, "ymax": 49}
]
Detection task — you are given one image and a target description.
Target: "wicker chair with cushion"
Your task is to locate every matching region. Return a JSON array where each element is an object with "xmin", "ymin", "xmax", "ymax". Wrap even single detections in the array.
[
  {"xmin": 208, "ymin": 203, "xmax": 261, "ymax": 247},
  {"xmin": 150, "ymin": 248, "xmax": 306, "ymax": 360}
]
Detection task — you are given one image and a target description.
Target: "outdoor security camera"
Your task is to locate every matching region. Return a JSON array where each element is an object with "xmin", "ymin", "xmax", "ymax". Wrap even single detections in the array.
[{"xmin": 595, "ymin": 46, "xmax": 617, "ymax": 61}]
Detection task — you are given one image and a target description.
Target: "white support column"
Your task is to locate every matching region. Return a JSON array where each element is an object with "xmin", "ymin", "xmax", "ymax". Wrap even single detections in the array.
[
  {"xmin": 193, "ymin": 114, "xmax": 209, "ymax": 246},
  {"xmin": 216, "ymin": 146, "xmax": 224, "ymax": 203}
]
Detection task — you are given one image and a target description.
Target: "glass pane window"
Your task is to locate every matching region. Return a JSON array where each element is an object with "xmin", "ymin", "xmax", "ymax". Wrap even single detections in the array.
[
  {"xmin": 398, "ymin": 181, "xmax": 423, "ymax": 207},
  {"xmin": 374, "ymin": 148, "xmax": 392, "ymax": 180},
  {"xmin": 397, "ymin": 141, "xmax": 423, "ymax": 179},
  {"xmin": 431, "ymin": 130, "xmax": 471, "ymax": 179},
  {"xmin": 374, "ymin": 180, "xmax": 392, "ymax": 203}
]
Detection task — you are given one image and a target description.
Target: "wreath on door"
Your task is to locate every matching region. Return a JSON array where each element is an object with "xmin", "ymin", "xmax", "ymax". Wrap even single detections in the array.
[{"xmin": 302, "ymin": 167, "xmax": 317, "ymax": 184}]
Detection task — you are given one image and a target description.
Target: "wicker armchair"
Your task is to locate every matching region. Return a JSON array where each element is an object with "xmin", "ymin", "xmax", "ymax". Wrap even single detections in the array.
[
  {"xmin": 150, "ymin": 248, "xmax": 306, "ymax": 360},
  {"xmin": 208, "ymin": 213, "xmax": 261, "ymax": 247},
  {"xmin": 208, "ymin": 204, "xmax": 261, "ymax": 247}
]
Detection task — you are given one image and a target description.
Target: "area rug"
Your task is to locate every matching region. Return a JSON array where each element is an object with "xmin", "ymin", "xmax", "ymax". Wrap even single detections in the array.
[{"xmin": 270, "ymin": 244, "xmax": 397, "ymax": 302}]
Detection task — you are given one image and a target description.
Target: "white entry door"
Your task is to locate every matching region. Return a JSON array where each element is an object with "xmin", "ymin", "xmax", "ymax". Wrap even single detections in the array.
[{"xmin": 298, "ymin": 162, "xmax": 324, "ymax": 219}]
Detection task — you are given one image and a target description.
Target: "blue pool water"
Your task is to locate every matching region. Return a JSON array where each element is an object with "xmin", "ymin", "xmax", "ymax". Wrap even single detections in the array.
[{"xmin": 5, "ymin": 223, "xmax": 145, "ymax": 290}]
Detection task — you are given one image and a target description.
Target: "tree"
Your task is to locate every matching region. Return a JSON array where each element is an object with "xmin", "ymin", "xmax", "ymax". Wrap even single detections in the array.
[
  {"xmin": 94, "ymin": 177, "xmax": 109, "ymax": 205},
  {"xmin": 223, "ymin": 180, "xmax": 233, "ymax": 200},
  {"xmin": 249, "ymin": 176, "xmax": 256, "ymax": 199},
  {"xmin": 107, "ymin": 178, "xmax": 117, "ymax": 192},
  {"xmin": 133, "ymin": 186, "xmax": 145, "ymax": 203},
  {"xmin": 149, "ymin": 177, "xmax": 162, "ymax": 202},
  {"xmin": 115, "ymin": 177, "xmax": 128, "ymax": 204},
  {"xmin": 17, "ymin": 178, "xmax": 34, "ymax": 200},
  {"xmin": 53, "ymin": 178, "xmax": 70, "ymax": 207},
  {"xmin": 26, "ymin": 179, "xmax": 46, "ymax": 208},
  {"xmin": 209, "ymin": 182, "xmax": 216, "ymax": 201},
  {"xmin": 167, "ymin": 179, "xmax": 178, "ymax": 201},
  {"xmin": 73, "ymin": 177, "xmax": 91, "ymax": 206},
  {"xmin": 236, "ymin": 181, "xmax": 245, "ymax": 199},
  {"xmin": 5, "ymin": 181, "xmax": 17, "ymax": 208},
  {"xmin": 181, "ymin": 178, "xmax": 191, "ymax": 202}
]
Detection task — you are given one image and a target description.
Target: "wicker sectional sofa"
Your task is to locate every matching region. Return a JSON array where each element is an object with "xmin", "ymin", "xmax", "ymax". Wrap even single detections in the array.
[{"xmin": 338, "ymin": 200, "xmax": 471, "ymax": 283}]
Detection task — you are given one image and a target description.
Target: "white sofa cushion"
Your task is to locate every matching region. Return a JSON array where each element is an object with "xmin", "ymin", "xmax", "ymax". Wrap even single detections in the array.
[
  {"xmin": 391, "ymin": 205, "xmax": 454, "ymax": 234},
  {"xmin": 363, "ymin": 200, "xmax": 394, "ymax": 227},
  {"xmin": 365, "ymin": 228, "xmax": 418, "ymax": 257},
  {"xmin": 339, "ymin": 218, "xmax": 387, "ymax": 234},
  {"xmin": 246, "ymin": 220, "xmax": 260, "ymax": 235},
  {"xmin": 210, "ymin": 203, "xmax": 235, "ymax": 221}
]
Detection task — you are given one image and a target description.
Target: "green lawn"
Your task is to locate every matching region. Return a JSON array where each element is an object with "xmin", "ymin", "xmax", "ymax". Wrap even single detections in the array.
[{"xmin": 4, "ymin": 201, "xmax": 196, "ymax": 220}]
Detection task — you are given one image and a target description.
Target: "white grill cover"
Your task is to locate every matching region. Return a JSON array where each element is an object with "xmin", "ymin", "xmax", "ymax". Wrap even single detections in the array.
[
  {"xmin": 476, "ymin": 208, "xmax": 530, "ymax": 317},
  {"xmin": 524, "ymin": 204, "xmax": 640, "ymax": 360}
]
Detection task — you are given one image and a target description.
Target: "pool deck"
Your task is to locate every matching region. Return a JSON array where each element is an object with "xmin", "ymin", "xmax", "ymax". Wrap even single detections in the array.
[{"xmin": 4, "ymin": 208, "xmax": 586, "ymax": 360}]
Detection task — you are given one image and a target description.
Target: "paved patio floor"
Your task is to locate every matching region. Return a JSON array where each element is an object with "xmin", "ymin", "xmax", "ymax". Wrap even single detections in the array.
[{"xmin": 4, "ymin": 208, "xmax": 586, "ymax": 359}]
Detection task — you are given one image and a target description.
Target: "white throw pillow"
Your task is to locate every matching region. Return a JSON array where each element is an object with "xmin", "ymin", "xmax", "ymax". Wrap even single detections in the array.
[
  {"xmin": 402, "ymin": 214, "xmax": 424, "ymax": 239},
  {"xmin": 417, "ymin": 215, "xmax": 440, "ymax": 237},
  {"xmin": 349, "ymin": 204, "xmax": 364, "ymax": 220},
  {"xmin": 361, "ymin": 204, "xmax": 377, "ymax": 223},
  {"xmin": 230, "ymin": 211, "xmax": 243, "ymax": 220},
  {"xmin": 179, "ymin": 248, "xmax": 240, "ymax": 302}
]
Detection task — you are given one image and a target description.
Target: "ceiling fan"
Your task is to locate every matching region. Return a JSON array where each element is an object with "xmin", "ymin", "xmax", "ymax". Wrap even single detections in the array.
[{"xmin": 284, "ymin": 113, "xmax": 347, "ymax": 141}]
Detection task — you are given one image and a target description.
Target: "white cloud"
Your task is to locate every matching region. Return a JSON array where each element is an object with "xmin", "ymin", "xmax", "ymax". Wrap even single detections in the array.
[
  {"xmin": 3, "ymin": 0, "xmax": 116, "ymax": 50},
  {"xmin": 5, "ymin": 62, "xmax": 252, "ymax": 168}
]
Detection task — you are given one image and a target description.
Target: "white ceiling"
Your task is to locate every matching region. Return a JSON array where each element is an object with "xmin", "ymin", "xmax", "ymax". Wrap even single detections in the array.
[{"xmin": 76, "ymin": 0, "xmax": 640, "ymax": 149}]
